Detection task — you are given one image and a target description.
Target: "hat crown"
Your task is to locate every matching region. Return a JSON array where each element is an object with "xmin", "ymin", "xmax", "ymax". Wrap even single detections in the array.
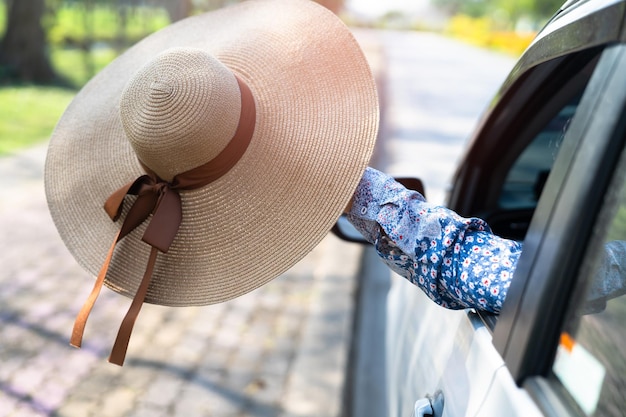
[{"xmin": 120, "ymin": 47, "xmax": 242, "ymax": 181}]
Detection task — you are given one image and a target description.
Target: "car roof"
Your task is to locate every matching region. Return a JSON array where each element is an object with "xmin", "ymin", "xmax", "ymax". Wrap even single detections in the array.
[{"xmin": 500, "ymin": 0, "xmax": 626, "ymax": 92}]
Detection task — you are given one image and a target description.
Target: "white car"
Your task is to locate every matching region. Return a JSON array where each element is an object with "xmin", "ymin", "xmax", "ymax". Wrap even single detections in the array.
[{"xmin": 335, "ymin": 0, "xmax": 626, "ymax": 415}]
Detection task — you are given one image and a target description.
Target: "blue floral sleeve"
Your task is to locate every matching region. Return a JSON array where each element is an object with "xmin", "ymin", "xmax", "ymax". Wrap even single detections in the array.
[{"xmin": 346, "ymin": 167, "xmax": 523, "ymax": 313}]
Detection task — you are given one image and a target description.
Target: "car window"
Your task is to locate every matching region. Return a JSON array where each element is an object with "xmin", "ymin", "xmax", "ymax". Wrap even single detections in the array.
[
  {"xmin": 498, "ymin": 93, "xmax": 581, "ymax": 210},
  {"xmin": 550, "ymin": 147, "xmax": 626, "ymax": 416},
  {"xmin": 475, "ymin": 50, "xmax": 602, "ymax": 244},
  {"xmin": 495, "ymin": 51, "xmax": 600, "ymax": 215}
]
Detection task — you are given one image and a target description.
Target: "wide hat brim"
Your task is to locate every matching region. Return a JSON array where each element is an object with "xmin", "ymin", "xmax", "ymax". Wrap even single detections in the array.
[{"xmin": 44, "ymin": 0, "xmax": 378, "ymax": 307}]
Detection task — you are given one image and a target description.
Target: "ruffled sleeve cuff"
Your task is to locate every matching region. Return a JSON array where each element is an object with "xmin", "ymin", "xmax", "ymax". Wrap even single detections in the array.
[{"xmin": 347, "ymin": 167, "xmax": 428, "ymax": 254}]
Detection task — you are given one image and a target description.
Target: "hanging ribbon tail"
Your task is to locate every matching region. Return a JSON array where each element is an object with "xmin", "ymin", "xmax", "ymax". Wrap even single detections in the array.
[
  {"xmin": 70, "ymin": 231, "xmax": 121, "ymax": 349},
  {"xmin": 107, "ymin": 189, "xmax": 180, "ymax": 365},
  {"xmin": 142, "ymin": 188, "xmax": 182, "ymax": 253},
  {"xmin": 109, "ymin": 246, "xmax": 159, "ymax": 366},
  {"xmin": 71, "ymin": 176, "xmax": 161, "ymax": 354}
]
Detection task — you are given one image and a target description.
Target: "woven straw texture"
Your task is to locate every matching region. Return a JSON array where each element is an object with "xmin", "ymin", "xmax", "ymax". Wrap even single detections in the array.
[{"xmin": 44, "ymin": 0, "xmax": 379, "ymax": 307}]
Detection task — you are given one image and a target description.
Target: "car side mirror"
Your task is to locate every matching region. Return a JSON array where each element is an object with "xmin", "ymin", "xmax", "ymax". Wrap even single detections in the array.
[
  {"xmin": 331, "ymin": 176, "xmax": 426, "ymax": 244},
  {"xmin": 395, "ymin": 177, "xmax": 426, "ymax": 196}
]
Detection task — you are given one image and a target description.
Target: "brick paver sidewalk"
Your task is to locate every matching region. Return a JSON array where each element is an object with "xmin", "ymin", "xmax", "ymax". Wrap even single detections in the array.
[{"xmin": 0, "ymin": 145, "xmax": 362, "ymax": 417}]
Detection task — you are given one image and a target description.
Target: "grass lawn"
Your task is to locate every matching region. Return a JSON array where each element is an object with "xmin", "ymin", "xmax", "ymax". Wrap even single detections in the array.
[
  {"xmin": 0, "ymin": 86, "xmax": 75, "ymax": 155},
  {"xmin": 0, "ymin": 47, "xmax": 118, "ymax": 156}
]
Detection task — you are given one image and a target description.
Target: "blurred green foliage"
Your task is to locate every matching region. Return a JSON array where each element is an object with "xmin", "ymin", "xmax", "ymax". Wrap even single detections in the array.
[
  {"xmin": 0, "ymin": 0, "xmax": 560, "ymax": 154},
  {"xmin": 0, "ymin": 0, "xmax": 169, "ymax": 154},
  {"xmin": 0, "ymin": 1, "xmax": 170, "ymax": 86},
  {"xmin": 433, "ymin": 0, "xmax": 563, "ymax": 56},
  {"xmin": 0, "ymin": 86, "xmax": 74, "ymax": 154},
  {"xmin": 47, "ymin": 4, "xmax": 169, "ymax": 47},
  {"xmin": 433, "ymin": 0, "xmax": 564, "ymax": 26},
  {"xmin": 51, "ymin": 46, "xmax": 118, "ymax": 87}
]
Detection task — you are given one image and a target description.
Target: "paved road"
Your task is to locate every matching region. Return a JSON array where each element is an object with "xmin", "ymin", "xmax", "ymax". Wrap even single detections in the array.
[
  {"xmin": 373, "ymin": 30, "xmax": 516, "ymax": 203},
  {"xmin": 0, "ymin": 141, "xmax": 362, "ymax": 417}
]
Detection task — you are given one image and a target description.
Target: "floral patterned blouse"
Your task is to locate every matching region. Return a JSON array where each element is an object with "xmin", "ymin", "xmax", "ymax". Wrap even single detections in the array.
[{"xmin": 346, "ymin": 167, "xmax": 524, "ymax": 313}]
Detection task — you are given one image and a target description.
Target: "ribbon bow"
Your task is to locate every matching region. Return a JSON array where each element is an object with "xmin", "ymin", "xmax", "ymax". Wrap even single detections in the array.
[
  {"xmin": 107, "ymin": 174, "xmax": 183, "ymax": 253},
  {"xmin": 70, "ymin": 75, "xmax": 256, "ymax": 366}
]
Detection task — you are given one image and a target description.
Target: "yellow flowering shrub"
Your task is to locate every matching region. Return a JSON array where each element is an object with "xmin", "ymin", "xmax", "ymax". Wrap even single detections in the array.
[{"xmin": 446, "ymin": 15, "xmax": 535, "ymax": 57}]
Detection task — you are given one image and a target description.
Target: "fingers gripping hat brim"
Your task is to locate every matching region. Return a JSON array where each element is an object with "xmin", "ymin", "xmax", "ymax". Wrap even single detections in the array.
[{"xmin": 44, "ymin": 0, "xmax": 379, "ymax": 307}]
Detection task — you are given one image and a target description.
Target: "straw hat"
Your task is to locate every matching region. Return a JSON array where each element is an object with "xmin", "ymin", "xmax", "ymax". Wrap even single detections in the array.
[{"xmin": 44, "ymin": 0, "xmax": 378, "ymax": 364}]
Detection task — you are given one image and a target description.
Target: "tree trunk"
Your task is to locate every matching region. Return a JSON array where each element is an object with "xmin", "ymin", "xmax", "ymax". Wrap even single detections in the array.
[{"xmin": 0, "ymin": 0, "xmax": 57, "ymax": 83}]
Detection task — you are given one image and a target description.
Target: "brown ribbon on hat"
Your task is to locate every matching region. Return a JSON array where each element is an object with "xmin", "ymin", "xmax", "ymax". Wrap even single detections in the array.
[{"xmin": 70, "ymin": 75, "xmax": 256, "ymax": 366}]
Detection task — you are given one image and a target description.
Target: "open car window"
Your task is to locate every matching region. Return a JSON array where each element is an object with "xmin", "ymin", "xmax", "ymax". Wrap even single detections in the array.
[
  {"xmin": 483, "ymin": 51, "xmax": 601, "ymax": 242},
  {"xmin": 498, "ymin": 93, "xmax": 581, "ymax": 211}
]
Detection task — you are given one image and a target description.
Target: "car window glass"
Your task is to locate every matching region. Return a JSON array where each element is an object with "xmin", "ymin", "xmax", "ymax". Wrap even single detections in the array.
[
  {"xmin": 498, "ymin": 93, "xmax": 581, "ymax": 210},
  {"xmin": 550, "ymin": 149, "xmax": 626, "ymax": 416},
  {"xmin": 494, "ymin": 53, "xmax": 600, "ymax": 214}
]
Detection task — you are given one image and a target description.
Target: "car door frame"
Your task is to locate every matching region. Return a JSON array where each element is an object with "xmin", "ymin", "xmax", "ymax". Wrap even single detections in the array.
[{"xmin": 493, "ymin": 41, "xmax": 626, "ymax": 382}]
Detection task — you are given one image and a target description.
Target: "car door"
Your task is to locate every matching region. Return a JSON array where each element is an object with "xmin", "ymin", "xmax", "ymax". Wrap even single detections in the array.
[{"xmin": 386, "ymin": 0, "xmax": 626, "ymax": 416}]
